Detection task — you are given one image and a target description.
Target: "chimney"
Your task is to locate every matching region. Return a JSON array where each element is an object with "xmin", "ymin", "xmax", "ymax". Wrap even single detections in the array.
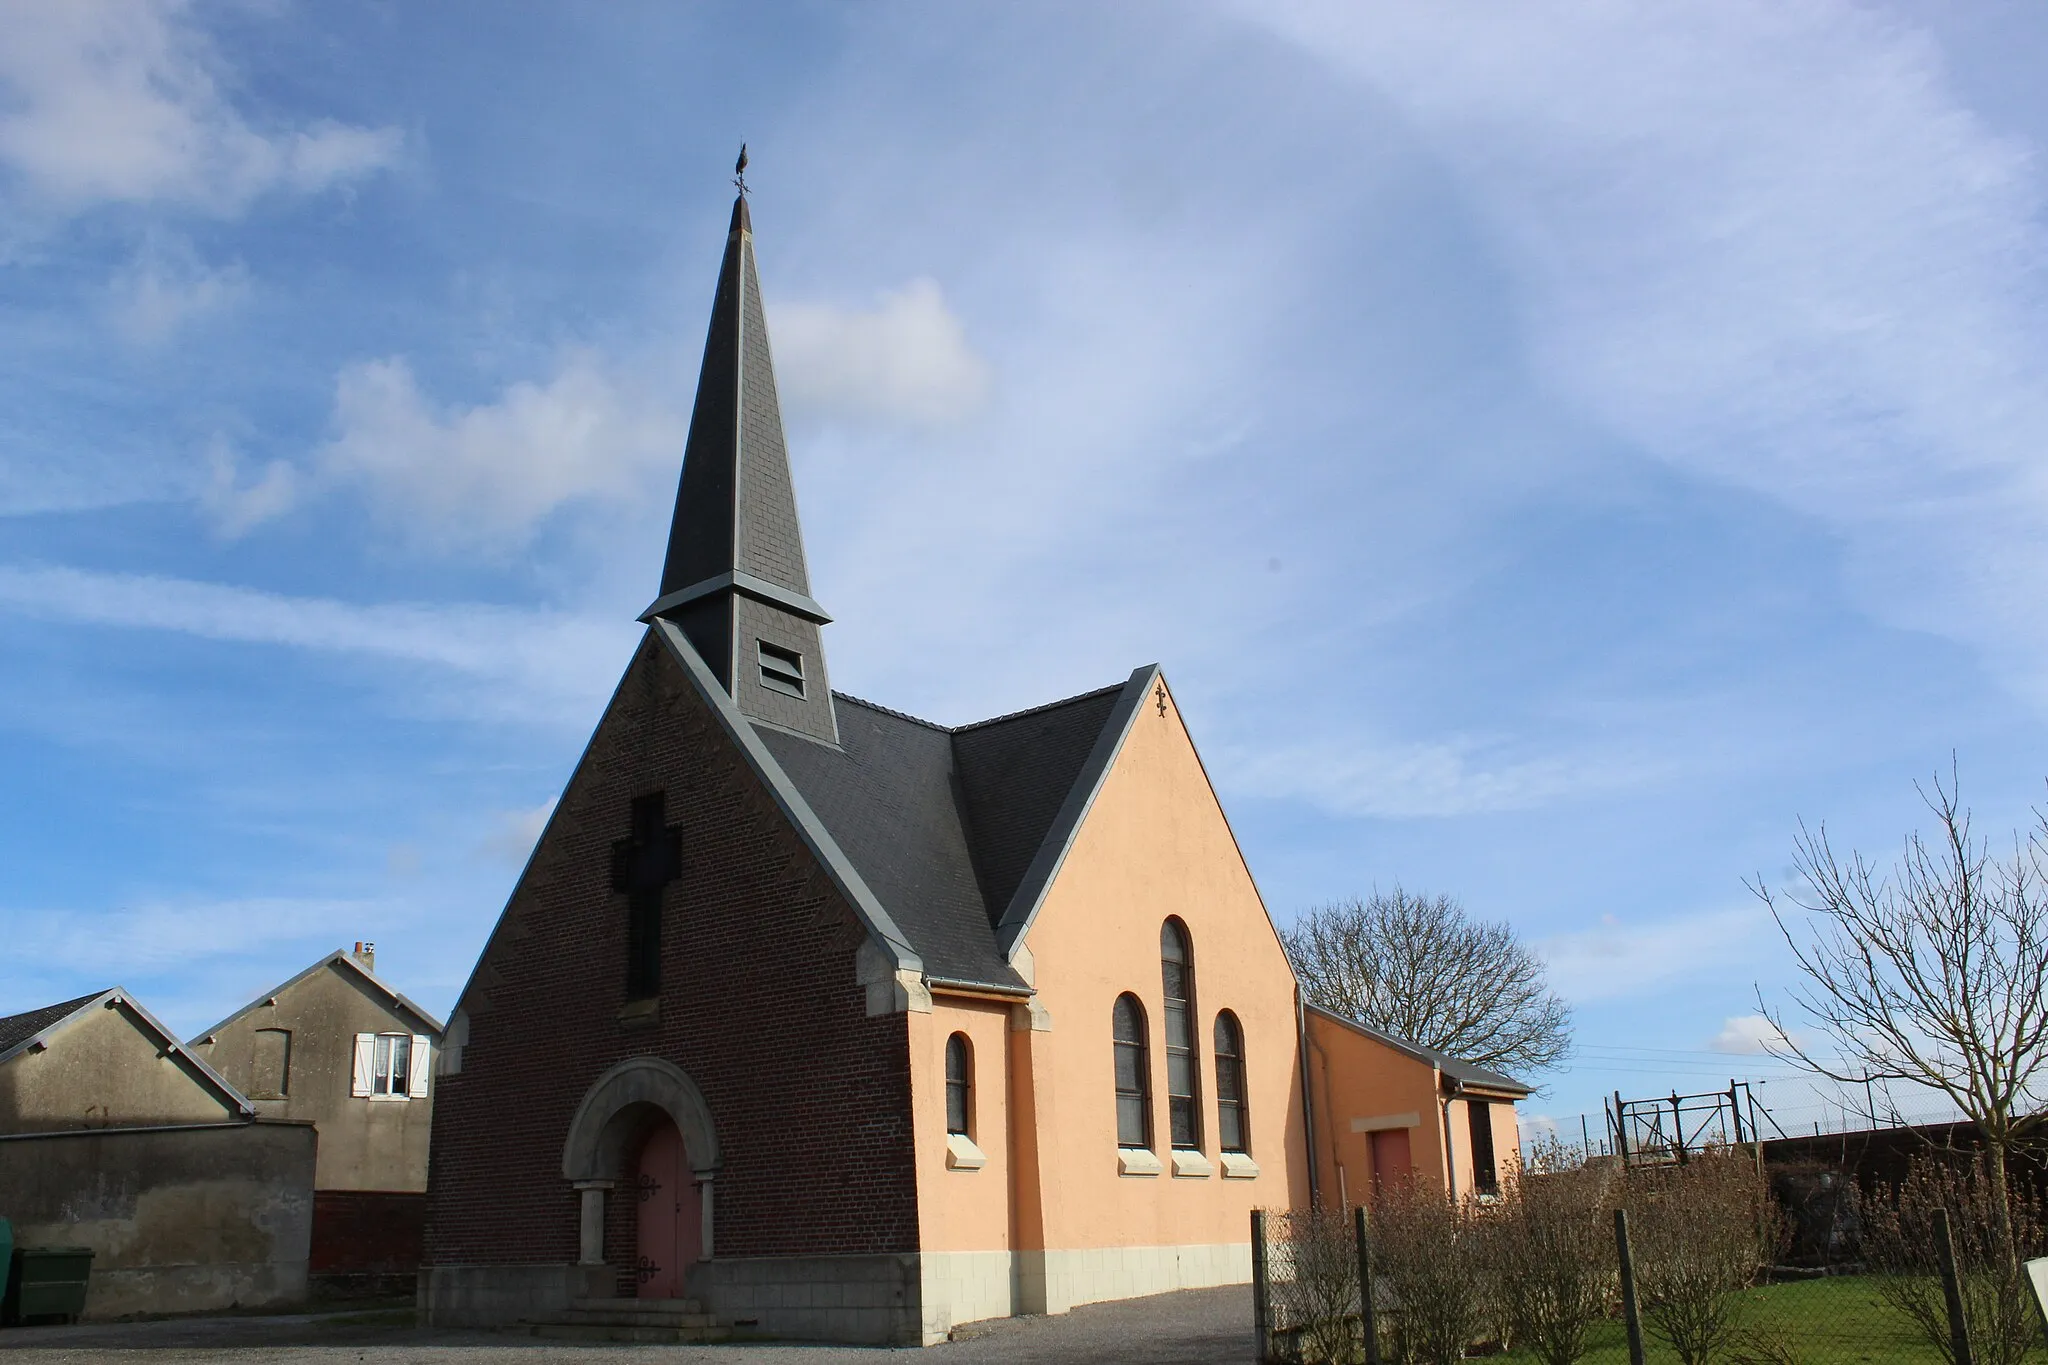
[{"xmin": 353, "ymin": 941, "xmax": 376, "ymax": 973}]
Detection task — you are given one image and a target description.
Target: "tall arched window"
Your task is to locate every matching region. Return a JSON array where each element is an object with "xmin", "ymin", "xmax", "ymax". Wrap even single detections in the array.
[
  {"xmin": 1112, "ymin": 994, "xmax": 1151, "ymax": 1149},
  {"xmin": 1214, "ymin": 1011, "xmax": 1249, "ymax": 1154},
  {"xmin": 945, "ymin": 1034, "xmax": 972, "ymax": 1137},
  {"xmin": 1161, "ymin": 919, "xmax": 1202, "ymax": 1150}
]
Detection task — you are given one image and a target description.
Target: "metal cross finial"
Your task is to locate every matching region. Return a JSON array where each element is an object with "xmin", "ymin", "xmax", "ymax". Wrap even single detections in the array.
[
  {"xmin": 1154, "ymin": 682, "xmax": 1167, "ymax": 717},
  {"xmin": 733, "ymin": 143, "xmax": 749, "ymax": 196}
]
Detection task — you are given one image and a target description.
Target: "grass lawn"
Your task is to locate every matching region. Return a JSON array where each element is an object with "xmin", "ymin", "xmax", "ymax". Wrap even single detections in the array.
[{"xmin": 1493, "ymin": 1273, "xmax": 1967, "ymax": 1363}]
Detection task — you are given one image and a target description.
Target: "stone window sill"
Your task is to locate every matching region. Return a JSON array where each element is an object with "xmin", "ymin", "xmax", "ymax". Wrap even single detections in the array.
[
  {"xmin": 946, "ymin": 1132, "xmax": 987, "ymax": 1171},
  {"xmin": 1171, "ymin": 1149, "xmax": 1214, "ymax": 1178},
  {"xmin": 1117, "ymin": 1146, "xmax": 1163, "ymax": 1177},
  {"xmin": 1221, "ymin": 1152, "xmax": 1261, "ymax": 1179}
]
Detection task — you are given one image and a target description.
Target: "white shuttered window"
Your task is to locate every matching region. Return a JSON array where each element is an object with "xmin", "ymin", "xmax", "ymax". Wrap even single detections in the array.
[
  {"xmin": 408, "ymin": 1034, "xmax": 432, "ymax": 1097},
  {"xmin": 351, "ymin": 1033, "xmax": 376, "ymax": 1097}
]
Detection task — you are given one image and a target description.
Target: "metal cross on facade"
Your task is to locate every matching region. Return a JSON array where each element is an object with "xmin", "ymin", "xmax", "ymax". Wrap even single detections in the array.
[
  {"xmin": 612, "ymin": 792, "xmax": 682, "ymax": 1000},
  {"xmin": 1155, "ymin": 682, "xmax": 1168, "ymax": 717}
]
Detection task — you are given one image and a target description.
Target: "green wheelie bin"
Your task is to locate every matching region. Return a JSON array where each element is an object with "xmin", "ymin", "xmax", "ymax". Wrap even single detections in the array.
[{"xmin": 4, "ymin": 1244, "xmax": 92, "ymax": 1325}]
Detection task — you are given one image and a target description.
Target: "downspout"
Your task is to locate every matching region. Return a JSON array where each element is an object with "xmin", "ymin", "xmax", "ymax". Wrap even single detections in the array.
[
  {"xmin": 1440, "ymin": 1075, "xmax": 1462, "ymax": 1203},
  {"xmin": 1295, "ymin": 984, "xmax": 1320, "ymax": 1206}
]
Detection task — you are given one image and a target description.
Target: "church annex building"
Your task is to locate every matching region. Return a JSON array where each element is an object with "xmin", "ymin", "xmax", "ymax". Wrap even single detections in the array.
[{"xmin": 421, "ymin": 191, "xmax": 1524, "ymax": 1346}]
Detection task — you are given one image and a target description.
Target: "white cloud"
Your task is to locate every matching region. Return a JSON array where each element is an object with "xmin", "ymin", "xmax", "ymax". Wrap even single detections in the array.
[
  {"xmin": 319, "ymin": 353, "xmax": 683, "ymax": 550},
  {"xmin": 0, "ymin": 564, "xmax": 633, "ymax": 723},
  {"xmin": 1223, "ymin": 734, "xmax": 1653, "ymax": 818},
  {"xmin": 481, "ymin": 798, "xmax": 557, "ymax": 866},
  {"xmin": 110, "ymin": 236, "xmax": 248, "ymax": 342},
  {"xmin": 0, "ymin": 0, "xmax": 401, "ymax": 217},
  {"xmin": 201, "ymin": 438, "xmax": 299, "ymax": 538},
  {"xmin": 773, "ymin": 278, "xmax": 992, "ymax": 427},
  {"xmin": 1539, "ymin": 904, "xmax": 1771, "ymax": 1003},
  {"xmin": 1710, "ymin": 1013, "xmax": 1796, "ymax": 1055},
  {"xmin": 0, "ymin": 894, "xmax": 364, "ymax": 984},
  {"xmin": 1232, "ymin": 0, "xmax": 2048, "ymax": 705}
]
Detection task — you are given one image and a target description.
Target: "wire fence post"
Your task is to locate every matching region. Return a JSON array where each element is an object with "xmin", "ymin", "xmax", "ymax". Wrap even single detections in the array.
[
  {"xmin": 1352, "ymin": 1203, "xmax": 1381, "ymax": 1365},
  {"xmin": 1935, "ymin": 1206, "xmax": 1976, "ymax": 1365},
  {"xmin": 1614, "ymin": 1207, "xmax": 1647, "ymax": 1365},
  {"xmin": 1250, "ymin": 1208, "xmax": 1271, "ymax": 1364}
]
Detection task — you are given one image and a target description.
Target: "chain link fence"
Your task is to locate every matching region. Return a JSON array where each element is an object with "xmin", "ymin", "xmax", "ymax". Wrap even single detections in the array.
[{"xmin": 1252, "ymin": 1148, "xmax": 2048, "ymax": 1364}]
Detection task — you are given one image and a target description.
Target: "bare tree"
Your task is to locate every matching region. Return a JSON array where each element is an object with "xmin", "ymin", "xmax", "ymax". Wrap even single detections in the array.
[
  {"xmin": 1284, "ymin": 888, "xmax": 1572, "ymax": 1078},
  {"xmin": 1751, "ymin": 766, "xmax": 2048, "ymax": 1222}
]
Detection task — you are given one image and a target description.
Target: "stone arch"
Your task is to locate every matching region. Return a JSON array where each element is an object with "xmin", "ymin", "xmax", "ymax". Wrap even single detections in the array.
[{"xmin": 562, "ymin": 1055, "xmax": 721, "ymax": 1181}]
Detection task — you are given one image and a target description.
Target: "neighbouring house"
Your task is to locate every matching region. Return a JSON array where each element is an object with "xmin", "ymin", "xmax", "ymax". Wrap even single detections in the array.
[
  {"xmin": 190, "ymin": 944, "xmax": 442, "ymax": 1297},
  {"xmin": 0, "ymin": 988, "xmax": 316, "ymax": 1319},
  {"xmin": 420, "ymin": 190, "xmax": 1317, "ymax": 1346},
  {"xmin": 1302, "ymin": 1003, "xmax": 1531, "ymax": 1207}
]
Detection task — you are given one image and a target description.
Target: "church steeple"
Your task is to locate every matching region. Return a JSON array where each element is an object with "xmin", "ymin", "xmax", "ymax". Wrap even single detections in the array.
[{"xmin": 643, "ymin": 189, "xmax": 838, "ymax": 745}]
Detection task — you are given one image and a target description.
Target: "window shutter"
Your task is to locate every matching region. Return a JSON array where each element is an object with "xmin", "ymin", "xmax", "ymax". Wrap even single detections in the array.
[
  {"xmin": 408, "ymin": 1034, "xmax": 432, "ymax": 1097},
  {"xmin": 351, "ymin": 1033, "xmax": 376, "ymax": 1097}
]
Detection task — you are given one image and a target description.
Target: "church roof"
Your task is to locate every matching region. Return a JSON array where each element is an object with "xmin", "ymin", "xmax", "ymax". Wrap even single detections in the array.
[
  {"xmin": 644, "ymin": 194, "xmax": 828, "ymax": 627},
  {"xmin": 756, "ymin": 679, "xmax": 1140, "ymax": 991},
  {"xmin": 632, "ymin": 183, "xmax": 1170, "ymax": 992}
]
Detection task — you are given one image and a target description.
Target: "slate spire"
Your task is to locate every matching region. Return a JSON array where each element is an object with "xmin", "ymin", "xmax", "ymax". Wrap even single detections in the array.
[{"xmin": 644, "ymin": 190, "xmax": 838, "ymax": 745}]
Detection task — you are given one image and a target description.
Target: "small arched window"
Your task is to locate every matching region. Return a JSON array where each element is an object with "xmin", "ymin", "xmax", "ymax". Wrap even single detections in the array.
[
  {"xmin": 945, "ymin": 1033, "xmax": 972, "ymax": 1137},
  {"xmin": 1112, "ymin": 994, "xmax": 1151, "ymax": 1149},
  {"xmin": 1214, "ymin": 1011, "xmax": 1249, "ymax": 1154},
  {"xmin": 1161, "ymin": 919, "xmax": 1202, "ymax": 1150}
]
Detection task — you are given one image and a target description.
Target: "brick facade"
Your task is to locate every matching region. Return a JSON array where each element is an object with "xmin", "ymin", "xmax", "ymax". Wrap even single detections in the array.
[
  {"xmin": 424, "ymin": 636, "xmax": 919, "ymax": 1271},
  {"xmin": 310, "ymin": 1189, "xmax": 425, "ymax": 1295}
]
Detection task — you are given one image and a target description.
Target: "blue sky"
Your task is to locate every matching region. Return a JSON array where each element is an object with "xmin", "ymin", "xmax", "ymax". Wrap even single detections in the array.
[{"xmin": 5, "ymin": 0, "xmax": 2048, "ymax": 1139}]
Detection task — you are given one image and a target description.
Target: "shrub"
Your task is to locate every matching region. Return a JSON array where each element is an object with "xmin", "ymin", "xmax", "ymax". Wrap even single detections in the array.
[
  {"xmin": 1488, "ymin": 1146, "xmax": 1618, "ymax": 1365},
  {"xmin": 1371, "ymin": 1179, "xmax": 1483, "ymax": 1365},
  {"xmin": 1627, "ymin": 1150, "xmax": 1780, "ymax": 1365},
  {"xmin": 1268, "ymin": 1202, "xmax": 1364, "ymax": 1365},
  {"xmin": 1863, "ymin": 1152, "xmax": 2048, "ymax": 1365}
]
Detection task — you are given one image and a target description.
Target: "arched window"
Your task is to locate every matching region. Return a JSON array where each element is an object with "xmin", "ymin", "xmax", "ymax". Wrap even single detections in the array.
[
  {"xmin": 1161, "ymin": 919, "xmax": 1202, "ymax": 1150},
  {"xmin": 945, "ymin": 1034, "xmax": 972, "ymax": 1137},
  {"xmin": 1112, "ymin": 994, "xmax": 1151, "ymax": 1149},
  {"xmin": 1214, "ymin": 1011, "xmax": 1249, "ymax": 1154}
]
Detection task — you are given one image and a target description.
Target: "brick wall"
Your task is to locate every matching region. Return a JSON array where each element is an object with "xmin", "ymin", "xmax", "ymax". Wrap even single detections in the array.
[
  {"xmin": 310, "ymin": 1190, "xmax": 424, "ymax": 1274},
  {"xmin": 425, "ymin": 636, "xmax": 918, "ymax": 1269}
]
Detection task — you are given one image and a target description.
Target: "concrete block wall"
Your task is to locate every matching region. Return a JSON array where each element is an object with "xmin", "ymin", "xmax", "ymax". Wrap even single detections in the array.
[{"xmin": 0, "ymin": 1121, "xmax": 315, "ymax": 1320}]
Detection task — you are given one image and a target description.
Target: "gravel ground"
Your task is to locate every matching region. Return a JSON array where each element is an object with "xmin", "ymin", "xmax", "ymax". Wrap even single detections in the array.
[{"xmin": 0, "ymin": 1285, "xmax": 1254, "ymax": 1364}]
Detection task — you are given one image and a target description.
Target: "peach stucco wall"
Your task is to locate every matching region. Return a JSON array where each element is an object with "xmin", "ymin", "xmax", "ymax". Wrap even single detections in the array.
[
  {"xmin": 1306, "ymin": 1010, "xmax": 1445, "ymax": 1207},
  {"xmin": 991, "ymin": 674, "xmax": 1309, "ymax": 1254},
  {"xmin": 1306, "ymin": 1009, "xmax": 1525, "ymax": 1206},
  {"xmin": 909, "ymin": 997, "xmax": 1016, "ymax": 1253},
  {"xmin": 1445, "ymin": 1094, "xmax": 1524, "ymax": 1199}
]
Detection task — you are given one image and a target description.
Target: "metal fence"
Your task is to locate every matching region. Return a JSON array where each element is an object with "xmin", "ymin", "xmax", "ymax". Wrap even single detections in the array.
[{"xmin": 1251, "ymin": 1182, "xmax": 2043, "ymax": 1364}]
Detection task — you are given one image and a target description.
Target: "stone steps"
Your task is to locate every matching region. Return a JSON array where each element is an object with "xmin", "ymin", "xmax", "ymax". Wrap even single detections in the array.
[
  {"xmin": 529, "ymin": 1321, "xmax": 733, "ymax": 1344},
  {"xmin": 524, "ymin": 1296, "xmax": 731, "ymax": 1344}
]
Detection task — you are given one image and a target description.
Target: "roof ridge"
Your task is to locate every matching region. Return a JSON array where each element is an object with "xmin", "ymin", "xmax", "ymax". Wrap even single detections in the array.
[
  {"xmin": 954, "ymin": 681, "xmax": 1127, "ymax": 734},
  {"xmin": 833, "ymin": 678, "xmax": 1130, "ymax": 737},
  {"xmin": 832, "ymin": 691, "xmax": 954, "ymax": 733}
]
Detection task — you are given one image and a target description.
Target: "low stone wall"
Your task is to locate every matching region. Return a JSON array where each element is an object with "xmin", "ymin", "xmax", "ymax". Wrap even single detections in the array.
[
  {"xmin": 417, "ymin": 1262, "xmax": 612, "ymax": 1327},
  {"xmin": 0, "ymin": 1120, "xmax": 316, "ymax": 1320},
  {"xmin": 690, "ymin": 1251, "xmax": 923, "ymax": 1345}
]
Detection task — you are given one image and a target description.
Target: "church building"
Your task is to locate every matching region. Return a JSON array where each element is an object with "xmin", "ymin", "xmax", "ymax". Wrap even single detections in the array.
[{"xmin": 421, "ymin": 189, "xmax": 1513, "ymax": 1346}]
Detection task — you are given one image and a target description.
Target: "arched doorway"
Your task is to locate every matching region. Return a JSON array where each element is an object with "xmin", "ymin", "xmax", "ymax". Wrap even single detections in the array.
[
  {"xmin": 560, "ymin": 1056, "xmax": 721, "ymax": 1289},
  {"xmin": 634, "ymin": 1116, "xmax": 703, "ymax": 1298}
]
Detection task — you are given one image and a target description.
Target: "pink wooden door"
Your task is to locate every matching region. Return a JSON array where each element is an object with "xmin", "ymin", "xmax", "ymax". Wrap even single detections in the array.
[
  {"xmin": 1370, "ymin": 1127, "xmax": 1412, "ymax": 1192},
  {"xmin": 635, "ymin": 1119, "xmax": 702, "ymax": 1298}
]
